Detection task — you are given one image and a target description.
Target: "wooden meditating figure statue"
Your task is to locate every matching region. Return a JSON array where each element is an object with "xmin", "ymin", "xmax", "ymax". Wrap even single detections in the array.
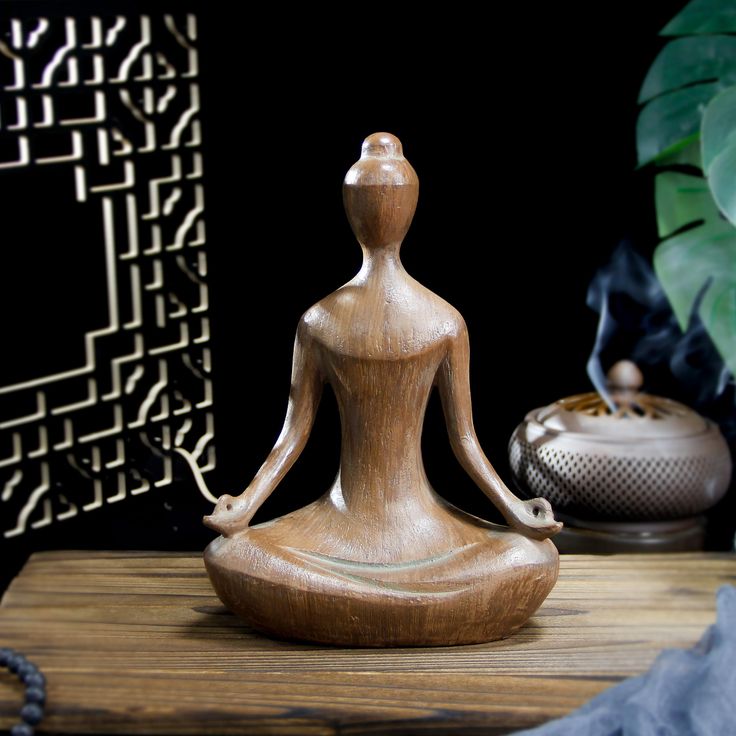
[{"xmin": 204, "ymin": 133, "xmax": 561, "ymax": 646}]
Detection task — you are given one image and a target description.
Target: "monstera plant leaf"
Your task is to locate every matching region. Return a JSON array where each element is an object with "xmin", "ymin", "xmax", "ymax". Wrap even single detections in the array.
[
  {"xmin": 661, "ymin": 0, "xmax": 736, "ymax": 35},
  {"xmin": 654, "ymin": 170, "xmax": 736, "ymax": 377},
  {"xmin": 637, "ymin": 35, "xmax": 736, "ymax": 166},
  {"xmin": 637, "ymin": 0, "xmax": 736, "ymax": 382},
  {"xmin": 702, "ymin": 84, "xmax": 736, "ymax": 225}
]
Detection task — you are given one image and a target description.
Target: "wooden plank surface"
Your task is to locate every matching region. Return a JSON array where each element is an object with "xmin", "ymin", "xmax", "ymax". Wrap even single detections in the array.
[{"xmin": 0, "ymin": 551, "xmax": 733, "ymax": 735}]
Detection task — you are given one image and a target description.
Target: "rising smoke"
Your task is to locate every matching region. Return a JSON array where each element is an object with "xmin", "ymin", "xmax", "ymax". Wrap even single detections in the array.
[{"xmin": 586, "ymin": 241, "xmax": 734, "ymax": 438}]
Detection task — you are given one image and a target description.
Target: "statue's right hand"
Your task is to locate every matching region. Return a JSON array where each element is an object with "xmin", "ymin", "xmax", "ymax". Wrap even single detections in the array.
[{"xmin": 203, "ymin": 493, "xmax": 255, "ymax": 536}]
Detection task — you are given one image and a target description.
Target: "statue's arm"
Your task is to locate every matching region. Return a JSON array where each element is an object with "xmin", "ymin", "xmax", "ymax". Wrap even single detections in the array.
[
  {"xmin": 437, "ymin": 319, "xmax": 562, "ymax": 540},
  {"xmin": 204, "ymin": 320, "xmax": 323, "ymax": 536}
]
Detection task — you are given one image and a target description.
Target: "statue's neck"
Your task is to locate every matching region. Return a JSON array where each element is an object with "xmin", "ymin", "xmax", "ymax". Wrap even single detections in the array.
[{"xmin": 358, "ymin": 244, "xmax": 405, "ymax": 281}]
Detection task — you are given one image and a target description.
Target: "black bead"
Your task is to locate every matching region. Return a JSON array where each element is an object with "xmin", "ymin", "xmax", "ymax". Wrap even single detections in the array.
[
  {"xmin": 0, "ymin": 647, "xmax": 14, "ymax": 665},
  {"xmin": 10, "ymin": 723, "xmax": 34, "ymax": 736},
  {"xmin": 7, "ymin": 653, "xmax": 26, "ymax": 673},
  {"xmin": 25, "ymin": 686, "xmax": 46, "ymax": 706},
  {"xmin": 20, "ymin": 702, "xmax": 43, "ymax": 726},
  {"xmin": 17, "ymin": 661, "xmax": 38, "ymax": 681},
  {"xmin": 24, "ymin": 672, "xmax": 46, "ymax": 689}
]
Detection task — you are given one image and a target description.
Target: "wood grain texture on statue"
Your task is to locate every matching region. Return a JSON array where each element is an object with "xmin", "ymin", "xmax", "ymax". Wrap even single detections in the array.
[{"xmin": 203, "ymin": 133, "xmax": 562, "ymax": 646}]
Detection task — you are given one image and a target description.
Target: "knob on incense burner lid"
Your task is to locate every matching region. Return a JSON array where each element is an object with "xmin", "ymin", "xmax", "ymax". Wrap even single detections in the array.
[
  {"xmin": 203, "ymin": 133, "xmax": 560, "ymax": 647},
  {"xmin": 607, "ymin": 360, "xmax": 643, "ymax": 392}
]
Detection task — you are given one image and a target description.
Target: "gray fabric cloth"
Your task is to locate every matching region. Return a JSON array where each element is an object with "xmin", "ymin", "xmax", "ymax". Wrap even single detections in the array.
[{"xmin": 515, "ymin": 585, "xmax": 736, "ymax": 736}]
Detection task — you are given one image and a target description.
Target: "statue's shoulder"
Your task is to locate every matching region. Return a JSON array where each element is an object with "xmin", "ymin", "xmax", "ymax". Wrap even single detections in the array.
[
  {"xmin": 407, "ymin": 278, "xmax": 467, "ymax": 340},
  {"xmin": 299, "ymin": 279, "xmax": 465, "ymax": 359}
]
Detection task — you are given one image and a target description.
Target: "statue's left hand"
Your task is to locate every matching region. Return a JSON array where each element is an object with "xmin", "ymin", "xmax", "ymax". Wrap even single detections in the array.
[
  {"xmin": 203, "ymin": 493, "xmax": 256, "ymax": 537},
  {"xmin": 504, "ymin": 497, "xmax": 563, "ymax": 540}
]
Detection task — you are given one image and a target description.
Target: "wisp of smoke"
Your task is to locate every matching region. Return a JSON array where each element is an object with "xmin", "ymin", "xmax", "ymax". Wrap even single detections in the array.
[{"xmin": 586, "ymin": 241, "xmax": 733, "ymax": 435}]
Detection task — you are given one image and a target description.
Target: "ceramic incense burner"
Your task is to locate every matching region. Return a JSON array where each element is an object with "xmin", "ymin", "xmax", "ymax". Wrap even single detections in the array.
[
  {"xmin": 509, "ymin": 360, "xmax": 732, "ymax": 524},
  {"xmin": 203, "ymin": 133, "xmax": 561, "ymax": 647}
]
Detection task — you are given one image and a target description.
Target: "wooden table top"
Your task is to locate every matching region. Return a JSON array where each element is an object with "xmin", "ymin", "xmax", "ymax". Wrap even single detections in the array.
[{"xmin": 0, "ymin": 551, "xmax": 733, "ymax": 735}]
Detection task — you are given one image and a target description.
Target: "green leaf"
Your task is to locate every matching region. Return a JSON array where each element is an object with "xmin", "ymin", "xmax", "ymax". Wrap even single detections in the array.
[
  {"xmin": 708, "ymin": 143, "xmax": 736, "ymax": 225},
  {"xmin": 701, "ymin": 85, "xmax": 736, "ymax": 171},
  {"xmin": 654, "ymin": 182, "xmax": 736, "ymax": 376},
  {"xmin": 655, "ymin": 209, "xmax": 734, "ymax": 327},
  {"xmin": 655, "ymin": 138, "xmax": 703, "ymax": 168},
  {"xmin": 662, "ymin": 0, "xmax": 736, "ymax": 36},
  {"xmin": 655, "ymin": 171, "xmax": 711, "ymax": 238},
  {"xmin": 699, "ymin": 280, "xmax": 736, "ymax": 378},
  {"xmin": 701, "ymin": 86, "xmax": 736, "ymax": 224},
  {"xmin": 639, "ymin": 36, "xmax": 736, "ymax": 104},
  {"xmin": 701, "ymin": 85, "xmax": 736, "ymax": 226},
  {"xmin": 637, "ymin": 83, "xmax": 719, "ymax": 166}
]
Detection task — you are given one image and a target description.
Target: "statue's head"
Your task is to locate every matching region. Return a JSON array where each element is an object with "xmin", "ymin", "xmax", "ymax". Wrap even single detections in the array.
[{"xmin": 343, "ymin": 133, "xmax": 419, "ymax": 251}]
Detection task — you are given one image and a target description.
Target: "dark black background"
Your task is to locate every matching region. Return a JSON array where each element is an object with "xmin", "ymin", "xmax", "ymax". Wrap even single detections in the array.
[{"xmin": 5, "ymin": 0, "xmax": 733, "ymax": 590}]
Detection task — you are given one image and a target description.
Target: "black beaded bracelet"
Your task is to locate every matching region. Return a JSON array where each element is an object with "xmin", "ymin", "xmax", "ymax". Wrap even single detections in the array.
[{"xmin": 0, "ymin": 647, "xmax": 46, "ymax": 736}]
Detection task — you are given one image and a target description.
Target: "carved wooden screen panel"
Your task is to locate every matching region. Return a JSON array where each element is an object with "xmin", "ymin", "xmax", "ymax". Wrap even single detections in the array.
[{"xmin": 0, "ymin": 10, "xmax": 215, "ymax": 544}]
